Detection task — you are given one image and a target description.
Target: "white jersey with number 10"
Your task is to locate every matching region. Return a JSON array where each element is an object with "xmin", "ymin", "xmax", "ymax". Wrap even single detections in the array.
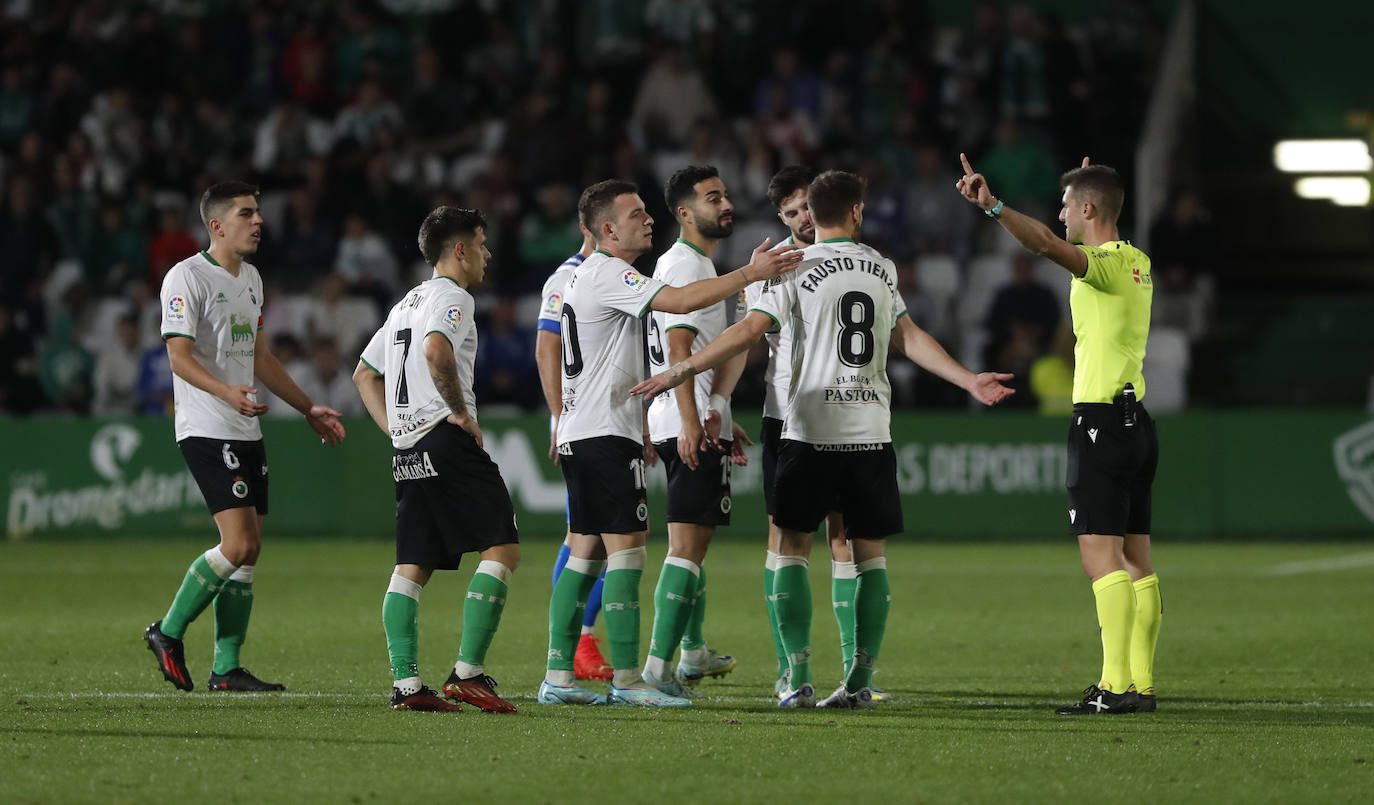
[{"xmin": 750, "ymin": 238, "xmax": 906, "ymax": 445}]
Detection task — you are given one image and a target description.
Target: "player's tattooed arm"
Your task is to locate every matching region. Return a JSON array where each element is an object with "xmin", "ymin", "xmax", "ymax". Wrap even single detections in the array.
[{"xmin": 425, "ymin": 332, "xmax": 482, "ymax": 447}]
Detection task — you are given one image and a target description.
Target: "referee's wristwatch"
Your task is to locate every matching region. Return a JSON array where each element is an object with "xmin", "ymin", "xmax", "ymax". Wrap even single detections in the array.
[{"xmin": 985, "ymin": 199, "xmax": 1004, "ymax": 220}]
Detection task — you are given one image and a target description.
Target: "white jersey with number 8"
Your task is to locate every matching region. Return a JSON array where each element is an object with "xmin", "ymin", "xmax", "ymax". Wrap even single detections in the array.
[{"xmin": 749, "ymin": 238, "xmax": 906, "ymax": 445}]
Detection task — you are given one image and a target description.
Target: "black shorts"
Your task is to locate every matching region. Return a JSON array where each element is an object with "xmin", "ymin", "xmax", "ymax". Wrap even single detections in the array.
[
  {"xmin": 179, "ymin": 437, "xmax": 269, "ymax": 515},
  {"xmin": 760, "ymin": 416, "xmax": 783, "ymax": 516},
  {"xmin": 394, "ymin": 422, "xmax": 518, "ymax": 570},
  {"xmin": 654, "ymin": 439, "xmax": 733, "ymax": 526},
  {"xmin": 560, "ymin": 435, "xmax": 649, "ymax": 535},
  {"xmin": 773, "ymin": 440, "xmax": 903, "ymax": 540},
  {"xmin": 1066, "ymin": 403, "xmax": 1159, "ymax": 536}
]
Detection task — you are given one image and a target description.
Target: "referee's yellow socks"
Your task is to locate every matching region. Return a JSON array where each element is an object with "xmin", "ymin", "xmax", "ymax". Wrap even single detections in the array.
[
  {"xmin": 1130, "ymin": 574, "xmax": 1162, "ymax": 695},
  {"xmin": 1091, "ymin": 570, "xmax": 1136, "ymax": 693}
]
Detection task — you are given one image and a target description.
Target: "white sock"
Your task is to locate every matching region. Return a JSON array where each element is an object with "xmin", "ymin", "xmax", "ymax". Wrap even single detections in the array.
[
  {"xmin": 228, "ymin": 564, "xmax": 255, "ymax": 583},
  {"xmin": 580, "ymin": 625, "xmax": 594, "ymax": 636},
  {"xmin": 765, "ymin": 550, "xmax": 779, "ymax": 571},
  {"xmin": 545, "ymin": 669, "xmax": 574, "ymax": 686},
  {"xmin": 387, "ymin": 573, "xmax": 423, "ymax": 600},
  {"xmin": 612, "ymin": 668, "xmax": 642, "ymax": 688},
  {"xmin": 644, "ymin": 655, "xmax": 669, "ymax": 680},
  {"xmin": 453, "ymin": 660, "xmax": 482, "ymax": 679},
  {"xmin": 394, "ymin": 675, "xmax": 421, "ymax": 696},
  {"xmin": 682, "ymin": 646, "xmax": 709, "ymax": 665},
  {"xmin": 832, "ymin": 560, "xmax": 857, "ymax": 580},
  {"xmin": 203, "ymin": 546, "xmax": 238, "ymax": 579}
]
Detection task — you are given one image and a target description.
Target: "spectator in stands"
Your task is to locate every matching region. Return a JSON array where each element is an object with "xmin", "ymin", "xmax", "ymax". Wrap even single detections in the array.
[
  {"xmin": 82, "ymin": 202, "xmax": 147, "ymax": 294},
  {"xmin": 475, "ymin": 295, "xmax": 537, "ymax": 407},
  {"xmin": 295, "ymin": 337, "xmax": 362, "ymax": 416},
  {"xmin": 979, "ymin": 118, "xmax": 1059, "ymax": 214},
  {"xmin": 0, "ymin": 303, "xmax": 43, "ymax": 414},
  {"xmin": 333, "ymin": 78, "xmax": 402, "ymax": 151},
  {"xmin": 518, "ymin": 184, "xmax": 582, "ymax": 274},
  {"xmin": 1149, "ymin": 189, "xmax": 1214, "ymax": 337},
  {"xmin": 631, "ymin": 44, "xmax": 719, "ymax": 150},
  {"xmin": 255, "ymin": 333, "xmax": 307, "ymax": 419},
  {"xmin": 334, "ymin": 212, "xmax": 399, "ymax": 305},
  {"xmin": 1029, "ymin": 324, "xmax": 1075, "ymax": 415},
  {"xmin": 0, "ymin": 62, "xmax": 37, "ymax": 152},
  {"xmin": 753, "ymin": 48, "xmax": 823, "ymax": 122},
  {"xmin": 984, "ymin": 253, "xmax": 1060, "ymax": 363},
  {"xmin": 908, "ymin": 143, "xmax": 976, "ymax": 258},
  {"xmin": 252, "ymin": 101, "xmax": 334, "ymax": 180},
  {"xmin": 303, "ymin": 273, "xmax": 380, "ymax": 359},
  {"xmin": 92, "ymin": 313, "xmax": 142, "ymax": 416},
  {"xmin": 149, "ymin": 206, "xmax": 199, "ymax": 285},
  {"xmin": 39, "ymin": 309, "xmax": 95, "ymax": 414},
  {"xmin": 0, "ymin": 173, "xmax": 59, "ymax": 293}
]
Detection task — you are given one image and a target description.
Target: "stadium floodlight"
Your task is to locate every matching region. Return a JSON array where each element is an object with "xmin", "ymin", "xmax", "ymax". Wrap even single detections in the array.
[
  {"xmin": 1294, "ymin": 176, "xmax": 1370, "ymax": 207},
  {"xmin": 1273, "ymin": 139, "xmax": 1372, "ymax": 173}
]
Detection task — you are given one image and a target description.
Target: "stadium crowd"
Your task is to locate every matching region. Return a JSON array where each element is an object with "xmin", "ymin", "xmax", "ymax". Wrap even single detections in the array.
[{"xmin": 0, "ymin": 0, "xmax": 1201, "ymax": 418}]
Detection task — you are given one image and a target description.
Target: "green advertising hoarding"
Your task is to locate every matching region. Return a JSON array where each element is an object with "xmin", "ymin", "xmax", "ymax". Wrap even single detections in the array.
[{"xmin": 4, "ymin": 411, "xmax": 1373, "ymax": 541}]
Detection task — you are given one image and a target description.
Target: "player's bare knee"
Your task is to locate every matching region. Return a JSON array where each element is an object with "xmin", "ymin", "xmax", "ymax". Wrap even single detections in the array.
[{"xmin": 480, "ymin": 543, "xmax": 520, "ymax": 571}]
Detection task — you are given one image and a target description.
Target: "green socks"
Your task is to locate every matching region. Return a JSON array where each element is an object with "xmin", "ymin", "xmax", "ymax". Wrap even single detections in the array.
[
  {"xmin": 383, "ymin": 574, "xmax": 422, "ymax": 683},
  {"xmin": 648, "ymin": 558, "xmax": 699, "ymax": 661},
  {"xmin": 1092, "ymin": 570, "xmax": 1137, "ymax": 693},
  {"xmin": 162, "ymin": 547, "xmax": 237, "ymax": 639},
  {"xmin": 680, "ymin": 564, "xmax": 707, "ymax": 652},
  {"xmin": 455, "ymin": 561, "xmax": 513, "ymax": 675},
  {"xmin": 846, "ymin": 558, "xmax": 890, "ymax": 693},
  {"xmin": 547, "ymin": 557, "xmax": 603, "ymax": 676},
  {"xmin": 773, "ymin": 557, "xmax": 813, "ymax": 687},
  {"xmin": 602, "ymin": 547, "xmax": 646, "ymax": 675},
  {"xmin": 764, "ymin": 553, "xmax": 787, "ymax": 678},
  {"xmin": 1130, "ymin": 573, "xmax": 1162, "ymax": 694},
  {"xmin": 212, "ymin": 570, "xmax": 254, "ymax": 674},
  {"xmin": 832, "ymin": 560, "xmax": 858, "ymax": 677}
]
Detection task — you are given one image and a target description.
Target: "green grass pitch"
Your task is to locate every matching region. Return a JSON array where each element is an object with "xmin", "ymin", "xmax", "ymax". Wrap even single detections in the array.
[{"xmin": 2, "ymin": 537, "xmax": 1372, "ymax": 803}]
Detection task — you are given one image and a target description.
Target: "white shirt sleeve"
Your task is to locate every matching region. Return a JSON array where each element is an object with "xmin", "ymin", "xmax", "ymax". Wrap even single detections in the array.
[
  {"xmin": 359, "ymin": 326, "xmax": 385, "ymax": 376},
  {"xmin": 598, "ymin": 265, "xmax": 667, "ymax": 318},
  {"xmin": 661, "ymin": 260, "xmax": 713, "ymax": 333},
  {"xmin": 160, "ymin": 266, "xmax": 199, "ymax": 340},
  {"xmin": 749, "ymin": 278, "xmax": 795, "ymax": 333}
]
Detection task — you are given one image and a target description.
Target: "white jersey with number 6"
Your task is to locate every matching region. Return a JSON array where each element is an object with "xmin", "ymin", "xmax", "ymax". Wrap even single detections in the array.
[
  {"xmin": 159, "ymin": 251, "xmax": 265, "ymax": 442},
  {"xmin": 750, "ymin": 238, "xmax": 906, "ymax": 445},
  {"xmin": 556, "ymin": 249, "xmax": 666, "ymax": 446},
  {"xmin": 359, "ymin": 275, "xmax": 477, "ymax": 449}
]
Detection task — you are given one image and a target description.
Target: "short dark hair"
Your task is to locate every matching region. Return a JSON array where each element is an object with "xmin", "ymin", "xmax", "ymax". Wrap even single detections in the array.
[
  {"xmin": 578, "ymin": 179, "xmax": 637, "ymax": 234},
  {"xmin": 199, "ymin": 181, "xmax": 259, "ymax": 228},
  {"xmin": 806, "ymin": 170, "xmax": 866, "ymax": 227},
  {"xmin": 1059, "ymin": 164, "xmax": 1125, "ymax": 222},
  {"xmin": 664, "ymin": 165, "xmax": 719, "ymax": 216},
  {"xmin": 767, "ymin": 165, "xmax": 814, "ymax": 209},
  {"xmin": 417, "ymin": 206, "xmax": 487, "ymax": 266}
]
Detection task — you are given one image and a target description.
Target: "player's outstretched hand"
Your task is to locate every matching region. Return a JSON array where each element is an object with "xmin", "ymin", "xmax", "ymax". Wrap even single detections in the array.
[
  {"xmin": 227, "ymin": 385, "xmax": 270, "ymax": 417},
  {"xmin": 306, "ymin": 404, "xmax": 346, "ymax": 445},
  {"xmin": 630, "ymin": 361, "xmax": 694, "ymax": 403},
  {"xmin": 955, "ymin": 153, "xmax": 998, "ymax": 212},
  {"xmin": 447, "ymin": 410, "xmax": 482, "ymax": 448},
  {"xmin": 743, "ymin": 236, "xmax": 803, "ymax": 283},
  {"xmin": 728, "ymin": 422, "xmax": 753, "ymax": 466},
  {"xmin": 642, "ymin": 434, "xmax": 659, "ymax": 468},
  {"xmin": 968, "ymin": 372, "xmax": 1016, "ymax": 406},
  {"xmin": 680, "ymin": 418, "xmax": 705, "ymax": 469},
  {"xmin": 703, "ymin": 408, "xmax": 725, "ymax": 452}
]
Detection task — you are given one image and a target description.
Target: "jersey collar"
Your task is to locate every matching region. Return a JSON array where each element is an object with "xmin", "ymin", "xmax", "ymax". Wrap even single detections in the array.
[
  {"xmin": 819, "ymin": 237, "xmax": 855, "ymax": 243},
  {"xmin": 593, "ymin": 249, "xmax": 613, "ymax": 258},
  {"xmin": 200, "ymin": 250, "xmax": 221, "ymax": 266},
  {"xmin": 675, "ymin": 237, "xmax": 708, "ymax": 257}
]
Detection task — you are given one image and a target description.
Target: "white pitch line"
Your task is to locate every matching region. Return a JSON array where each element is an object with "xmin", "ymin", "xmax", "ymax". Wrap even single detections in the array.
[{"xmin": 1260, "ymin": 551, "xmax": 1374, "ymax": 576}]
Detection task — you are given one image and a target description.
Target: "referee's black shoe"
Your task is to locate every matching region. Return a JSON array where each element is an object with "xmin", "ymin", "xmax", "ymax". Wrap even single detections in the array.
[
  {"xmin": 143, "ymin": 621, "xmax": 193, "ymax": 691},
  {"xmin": 1056, "ymin": 684, "xmax": 1138, "ymax": 715},
  {"xmin": 208, "ymin": 667, "xmax": 286, "ymax": 692}
]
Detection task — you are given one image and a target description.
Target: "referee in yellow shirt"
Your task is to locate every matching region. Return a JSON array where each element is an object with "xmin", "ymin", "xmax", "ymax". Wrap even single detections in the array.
[{"xmin": 956, "ymin": 154, "xmax": 1162, "ymax": 715}]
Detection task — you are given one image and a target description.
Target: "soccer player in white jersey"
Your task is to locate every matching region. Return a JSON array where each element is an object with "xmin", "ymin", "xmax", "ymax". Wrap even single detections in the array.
[
  {"xmin": 354, "ymin": 207, "xmax": 520, "ymax": 713},
  {"xmin": 534, "ymin": 233, "xmax": 614, "ymax": 682},
  {"xmin": 753, "ymin": 165, "xmax": 885, "ymax": 700},
  {"xmin": 633, "ymin": 171, "xmax": 1014, "ymax": 708},
  {"xmin": 143, "ymin": 182, "xmax": 346, "ymax": 693},
  {"xmin": 640, "ymin": 166, "xmax": 753, "ymax": 697},
  {"xmin": 539, "ymin": 179, "xmax": 802, "ymax": 707}
]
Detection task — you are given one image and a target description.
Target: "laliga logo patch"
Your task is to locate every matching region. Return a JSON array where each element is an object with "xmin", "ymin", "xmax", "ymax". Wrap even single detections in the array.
[
  {"xmin": 445, "ymin": 306, "xmax": 462, "ymax": 326},
  {"xmin": 168, "ymin": 296, "xmax": 185, "ymax": 313},
  {"xmin": 1334, "ymin": 421, "xmax": 1374, "ymax": 523},
  {"xmin": 231, "ymin": 478, "xmax": 249, "ymax": 499},
  {"xmin": 622, "ymin": 270, "xmax": 645, "ymax": 289},
  {"xmin": 545, "ymin": 292, "xmax": 561, "ymax": 311}
]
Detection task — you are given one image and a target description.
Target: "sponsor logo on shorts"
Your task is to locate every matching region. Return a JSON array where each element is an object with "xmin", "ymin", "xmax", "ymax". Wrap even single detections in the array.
[
  {"xmin": 1088, "ymin": 428, "xmax": 1099, "ymax": 443},
  {"xmin": 635, "ymin": 500, "xmax": 648, "ymax": 521},
  {"xmin": 231, "ymin": 478, "xmax": 249, "ymax": 499},
  {"xmin": 1069, "ymin": 508, "xmax": 1077, "ymax": 524},
  {"xmin": 622, "ymin": 270, "xmax": 646, "ymax": 290},
  {"xmin": 814, "ymin": 443, "xmax": 883, "ymax": 452},
  {"xmin": 392, "ymin": 451, "xmax": 440, "ymax": 482},
  {"xmin": 445, "ymin": 306, "xmax": 462, "ymax": 326}
]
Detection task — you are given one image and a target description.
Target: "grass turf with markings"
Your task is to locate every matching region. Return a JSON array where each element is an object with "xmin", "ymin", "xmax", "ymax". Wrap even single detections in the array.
[{"xmin": 2, "ymin": 538, "xmax": 1372, "ymax": 803}]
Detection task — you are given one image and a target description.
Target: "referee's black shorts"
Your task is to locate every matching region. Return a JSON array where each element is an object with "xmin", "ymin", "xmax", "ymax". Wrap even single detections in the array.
[
  {"xmin": 394, "ymin": 421, "xmax": 518, "ymax": 570},
  {"xmin": 1066, "ymin": 403, "xmax": 1158, "ymax": 536}
]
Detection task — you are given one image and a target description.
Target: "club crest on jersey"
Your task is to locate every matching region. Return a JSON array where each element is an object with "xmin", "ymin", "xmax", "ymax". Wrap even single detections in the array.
[
  {"xmin": 214, "ymin": 292, "xmax": 228, "ymax": 304},
  {"xmin": 622, "ymin": 270, "xmax": 646, "ymax": 290},
  {"xmin": 445, "ymin": 306, "xmax": 462, "ymax": 326},
  {"xmin": 168, "ymin": 296, "xmax": 185, "ymax": 314},
  {"xmin": 545, "ymin": 292, "xmax": 562, "ymax": 312}
]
